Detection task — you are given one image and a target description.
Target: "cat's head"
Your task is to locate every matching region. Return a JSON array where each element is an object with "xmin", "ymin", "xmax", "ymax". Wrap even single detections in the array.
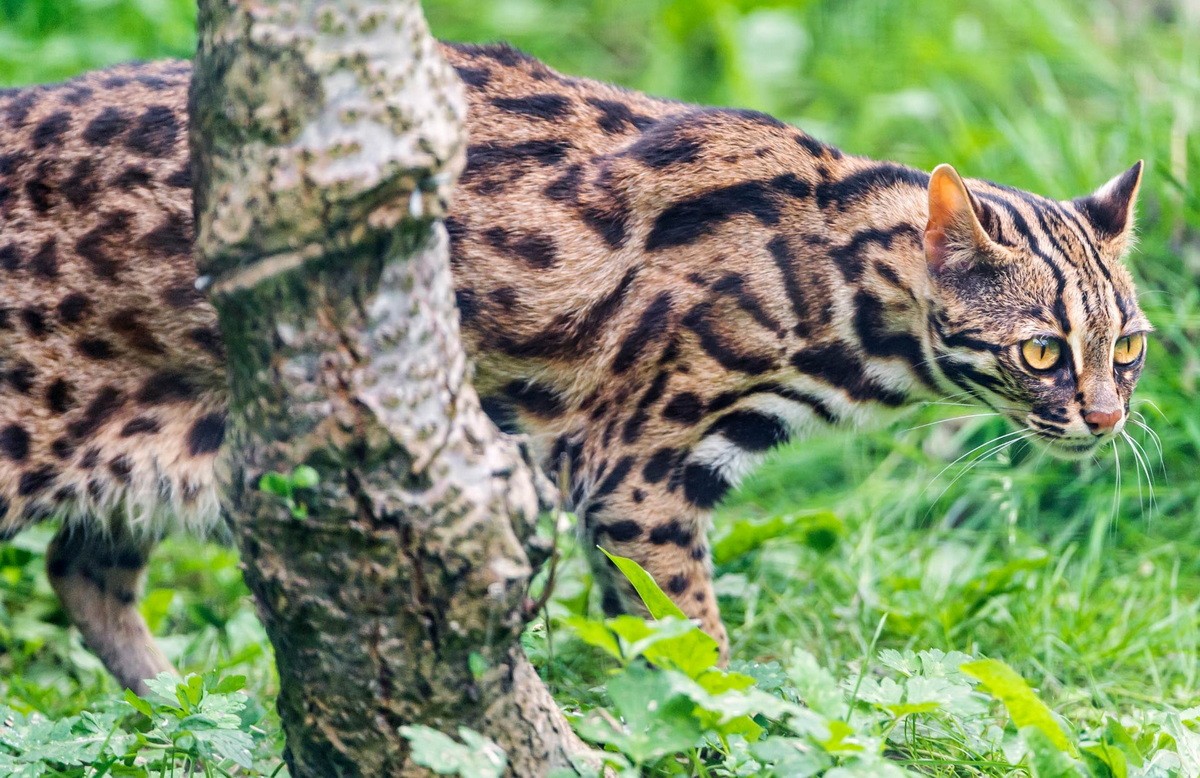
[{"xmin": 923, "ymin": 162, "xmax": 1150, "ymax": 459}]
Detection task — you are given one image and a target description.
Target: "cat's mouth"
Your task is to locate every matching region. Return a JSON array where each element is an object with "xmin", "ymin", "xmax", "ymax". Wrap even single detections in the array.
[{"xmin": 1036, "ymin": 435, "xmax": 1106, "ymax": 461}]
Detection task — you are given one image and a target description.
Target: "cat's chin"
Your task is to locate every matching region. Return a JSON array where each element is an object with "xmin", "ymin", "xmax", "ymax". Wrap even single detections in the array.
[{"xmin": 1036, "ymin": 436, "xmax": 1105, "ymax": 461}]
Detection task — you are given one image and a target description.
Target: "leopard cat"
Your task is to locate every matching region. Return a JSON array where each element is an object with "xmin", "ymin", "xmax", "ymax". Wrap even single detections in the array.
[{"xmin": 0, "ymin": 43, "xmax": 1149, "ymax": 693}]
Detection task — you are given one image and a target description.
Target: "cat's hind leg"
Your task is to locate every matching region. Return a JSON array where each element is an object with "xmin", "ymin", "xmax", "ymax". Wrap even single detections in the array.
[{"xmin": 46, "ymin": 523, "xmax": 172, "ymax": 695}]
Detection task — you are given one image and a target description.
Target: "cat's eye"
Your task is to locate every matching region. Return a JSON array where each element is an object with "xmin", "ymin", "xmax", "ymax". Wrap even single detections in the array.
[
  {"xmin": 1114, "ymin": 332, "xmax": 1146, "ymax": 366},
  {"xmin": 1020, "ymin": 336, "xmax": 1063, "ymax": 372}
]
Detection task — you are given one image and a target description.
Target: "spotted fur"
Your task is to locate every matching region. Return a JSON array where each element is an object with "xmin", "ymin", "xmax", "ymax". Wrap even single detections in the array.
[{"xmin": 0, "ymin": 43, "xmax": 1148, "ymax": 686}]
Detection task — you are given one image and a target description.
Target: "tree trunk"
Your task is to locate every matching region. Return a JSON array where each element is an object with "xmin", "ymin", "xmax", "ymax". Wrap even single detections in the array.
[{"xmin": 189, "ymin": 1, "xmax": 594, "ymax": 774}]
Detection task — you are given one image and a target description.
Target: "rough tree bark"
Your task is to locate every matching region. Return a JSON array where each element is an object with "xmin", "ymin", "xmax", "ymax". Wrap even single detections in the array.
[{"xmin": 189, "ymin": 0, "xmax": 594, "ymax": 774}]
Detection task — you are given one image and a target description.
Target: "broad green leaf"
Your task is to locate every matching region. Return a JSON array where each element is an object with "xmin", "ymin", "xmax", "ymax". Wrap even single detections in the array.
[
  {"xmin": 562, "ymin": 615, "xmax": 622, "ymax": 660},
  {"xmin": 599, "ymin": 548, "xmax": 685, "ymax": 620},
  {"xmin": 211, "ymin": 674, "xmax": 247, "ymax": 695},
  {"xmin": 123, "ymin": 688, "xmax": 153, "ymax": 718},
  {"xmin": 1022, "ymin": 727, "xmax": 1087, "ymax": 778},
  {"xmin": 962, "ymin": 659, "xmax": 1077, "ymax": 757},
  {"xmin": 290, "ymin": 465, "xmax": 320, "ymax": 489},
  {"xmin": 258, "ymin": 472, "xmax": 290, "ymax": 497},
  {"xmin": 400, "ymin": 724, "xmax": 506, "ymax": 778}
]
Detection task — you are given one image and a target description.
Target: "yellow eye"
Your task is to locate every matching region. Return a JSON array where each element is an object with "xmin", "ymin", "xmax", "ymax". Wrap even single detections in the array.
[
  {"xmin": 1114, "ymin": 333, "xmax": 1145, "ymax": 366},
  {"xmin": 1020, "ymin": 336, "xmax": 1063, "ymax": 372}
]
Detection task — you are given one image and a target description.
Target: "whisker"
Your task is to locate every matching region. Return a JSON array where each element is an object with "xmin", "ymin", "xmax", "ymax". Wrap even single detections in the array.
[
  {"xmin": 1128, "ymin": 414, "xmax": 1165, "ymax": 471},
  {"xmin": 929, "ymin": 432, "xmax": 1035, "ymax": 508},
  {"xmin": 1123, "ymin": 431, "xmax": 1157, "ymax": 520},
  {"xmin": 900, "ymin": 412, "xmax": 999, "ymax": 434}
]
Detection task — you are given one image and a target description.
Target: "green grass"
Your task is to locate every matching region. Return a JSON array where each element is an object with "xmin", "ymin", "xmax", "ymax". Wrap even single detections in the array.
[{"xmin": 1, "ymin": 0, "xmax": 1199, "ymax": 775}]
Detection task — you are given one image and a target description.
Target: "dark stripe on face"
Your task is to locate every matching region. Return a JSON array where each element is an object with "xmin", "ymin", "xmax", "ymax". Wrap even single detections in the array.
[
  {"xmin": 767, "ymin": 236, "xmax": 811, "ymax": 335},
  {"xmin": 612, "ymin": 292, "xmax": 673, "ymax": 373},
  {"xmin": 711, "ymin": 273, "xmax": 786, "ymax": 336},
  {"xmin": 974, "ymin": 192, "xmax": 1073, "ymax": 335},
  {"xmin": 755, "ymin": 383, "xmax": 838, "ymax": 424}
]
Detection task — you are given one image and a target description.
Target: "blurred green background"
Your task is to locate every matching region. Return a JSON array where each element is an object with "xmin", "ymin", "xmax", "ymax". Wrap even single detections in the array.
[{"xmin": 1, "ymin": 0, "xmax": 1199, "ymax": 754}]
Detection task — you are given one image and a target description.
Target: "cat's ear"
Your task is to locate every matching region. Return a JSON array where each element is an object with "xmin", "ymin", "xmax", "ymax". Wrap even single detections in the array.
[
  {"xmin": 1073, "ymin": 160, "xmax": 1143, "ymax": 247},
  {"xmin": 924, "ymin": 163, "xmax": 999, "ymax": 272}
]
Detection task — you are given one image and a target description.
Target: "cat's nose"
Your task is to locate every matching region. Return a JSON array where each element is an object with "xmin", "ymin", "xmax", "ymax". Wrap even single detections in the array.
[{"xmin": 1083, "ymin": 408, "xmax": 1122, "ymax": 435}]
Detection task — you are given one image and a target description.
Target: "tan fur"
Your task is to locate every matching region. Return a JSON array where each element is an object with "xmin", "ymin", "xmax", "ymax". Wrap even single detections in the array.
[{"xmin": 0, "ymin": 43, "xmax": 1148, "ymax": 685}]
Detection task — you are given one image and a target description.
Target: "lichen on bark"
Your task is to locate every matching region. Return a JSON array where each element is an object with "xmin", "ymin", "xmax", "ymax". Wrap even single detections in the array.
[{"xmin": 190, "ymin": 0, "xmax": 594, "ymax": 773}]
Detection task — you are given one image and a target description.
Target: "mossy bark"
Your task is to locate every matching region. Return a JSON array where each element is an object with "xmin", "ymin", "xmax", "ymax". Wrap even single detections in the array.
[{"xmin": 189, "ymin": 1, "xmax": 593, "ymax": 773}]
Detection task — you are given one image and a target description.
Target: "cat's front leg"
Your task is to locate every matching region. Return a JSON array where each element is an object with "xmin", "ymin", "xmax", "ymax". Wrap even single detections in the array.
[{"xmin": 578, "ymin": 460, "xmax": 728, "ymax": 663}]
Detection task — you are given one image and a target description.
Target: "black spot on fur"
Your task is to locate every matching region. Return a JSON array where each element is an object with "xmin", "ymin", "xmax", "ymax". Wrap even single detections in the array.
[
  {"xmin": 621, "ymin": 370, "xmax": 670, "ymax": 444},
  {"xmin": 642, "ymin": 448, "xmax": 678, "ymax": 484},
  {"xmin": 31, "ymin": 111, "xmax": 70, "ymax": 149},
  {"xmin": 50, "ymin": 437, "xmax": 75, "ymax": 460},
  {"xmin": 663, "ymin": 393, "xmax": 704, "ymax": 424},
  {"xmin": 543, "ymin": 164, "xmax": 582, "ymax": 201},
  {"xmin": 587, "ymin": 98, "xmax": 656, "ymax": 135},
  {"xmin": 480, "ymin": 396, "xmax": 520, "ymax": 435},
  {"xmin": 706, "ymin": 410, "xmax": 790, "ymax": 452},
  {"xmin": 791, "ymin": 344, "xmax": 907, "ymax": 406},
  {"xmin": 112, "ymin": 165, "xmax": 153, "ymax": 189},
  {"xmin": 18, "ymin": 466, "xmax": 57, "ymax": 496},
  {"xmin": 681, "ymin": 462, "xmax": 732, "ymax": 508},
  {"xmin": 682, "ymin": 303, "xmax": 776, "ymax": 375},
  {"xmin": 490, "ymin": 287, "xmax": 518, "ymax": 308},
  {"xmin": 484, "ymin": 227, "xmax": 558, "ymax": 269},
  {"xmin": 593, "ymin": 456, "xmax": 635, "ymax": 501},
  {"xmin": 496, "ymin": 268, "xmax": 638, "ymax": 360},
  {"xmin": 0, "ymin": 151, "xmax": 26, "ymax": 176},
  {"xmin": 108, "ymin": 309, "xmax": 165, "ymax": 355},
  {"xmin": 0, "ymin": 244, "xmax": 19, "ymax": 271},
  {"xmin": 598, "ymin": 520, "xmax": 642, "ymax": 542},
  {"xmin": 815, "ymin": 164, "xmax": 928, "ymax": 211},
  {"xmin": 828, "ymin": 225, "xmax": 920, "ymax": 283},
  {"xmin": 125, "ymin": 105, "xmax": 179, "ymax": 157},
  {"xmin": 187, "ymin": 413, "xmax": 226, "ymax": 456},
  {"xmin": 46, "ymin": 378, "xmax": 73, "ymax": 413},
  {"xmin": 165, "ymin": 164, "xmax": 191, "ymax": 189},
  {"xmin": 108, "ymin": 455, "xmax": 133, "ymax": 482},
  {"xmin": 490, "ymin": 94, "xmax": 572, "ymax": 120},
  {"xmin": 629, "ymin": 126, "xmax": 703, "ymax": 168},
  {"xmin": 68, "ymin": 387, "xmax": 124, "ymax": 438},
  {"xmin": 454, "ymin": 288, "xmax": 477, "ymax": 322},
  {"xmin": 453, "ymin": 65, "xmax": 491, "ymax": 87},
  {"xmin": 667, "ymin": 574, "xmax": 689, "ymax": 594},
  {"xmin": 136, "ymin": 371, "xmax": 195, "ymax": 404},
  {"xmin": 21, "ymin": 306, "xmax": 48, "ymax": 337},
  {"xmin": 56, "ymin": 292, "xmax": 90, "ymax": 323},
  {"xmin": 119, "ymin": 416, "xmax": 160, "ymax": 438},
  {"xmin": 64, "ymin": 158, "xmax": 99, "ymax": 208},
  {"xmin": 24, "ymin": 161, "xmax": 55, "ymax": 212},
  {"xmin": 76, "ymin": 210, "xmax": 132, "ymax": 280},
  {"xmin": 646, "ymin": 180, "xmax": 783, "ymax": 251},
  {"xmin": 187, "ymin": 327, "xmax": 224, "ymax": 359},
  {"xmin": 462, "ymin": 139, "xmax": 572, "ymax": 195},
  {"xmin": 77, "ymin": 338, "xmax": 116, "ymax": 360},
  {"xmin": 612, "ymin": 292, "xmax": 673, "ymax": 373},
  {"xmin": 29, "ymin": 238, "xmax": 57, "ymax": 278},
  {"xmin": 649, "ymin": 519, "xmax": 694, "ymax": 547},
  {"xmin": 502, "ymin": 380, "xmax": 564, "ymax": 417},
  {"xmin": 83, "ymin": 107, "xmax": 127, "ymax": 146},
  {"xmin": 141, "ymin": 213, "xmax": 190, "ymax": 257},
  {"xmin": 0, "ymin": 424, "xmax": 30, "ymax": 461},
  {"xmin": 5, "ymin": 360, "xmax": 34, "ymax": 393},
  {"xmin": 162, "ymin": 282, "xmax": 202, "ymax": 308}
]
